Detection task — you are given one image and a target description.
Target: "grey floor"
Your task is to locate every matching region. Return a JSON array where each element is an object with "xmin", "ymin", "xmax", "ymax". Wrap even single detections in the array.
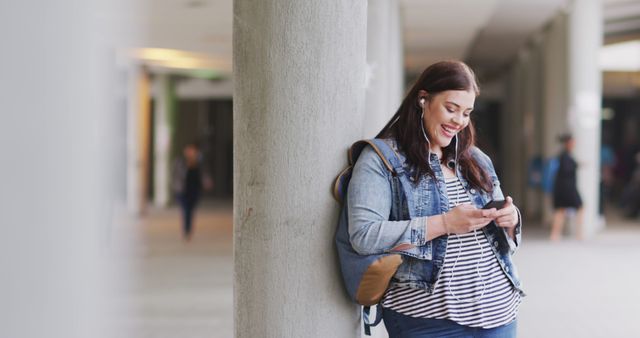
[
  {"xmin": 124, "ymin": 202, "xmax": 233, "ymax": 338},
  {"xmin": 516, "ymin": 220, "xmax": 640, "ymax": 338},
  {"xmin": 126, "ymin": 203, "xmax": 640, "ymax": 338}
]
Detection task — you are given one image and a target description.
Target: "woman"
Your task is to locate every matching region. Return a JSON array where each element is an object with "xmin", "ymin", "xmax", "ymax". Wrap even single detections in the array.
[
  {"xmin": 347, "ymin": 61, "xmax": 524, "ymax": 337},
  {"xmin": 550, "ymin": 134, "xmax": 583, "ymax": 241}
]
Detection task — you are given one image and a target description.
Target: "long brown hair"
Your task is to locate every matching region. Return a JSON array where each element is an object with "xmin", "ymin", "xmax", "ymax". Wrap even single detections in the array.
[{"xmin": 376, "ymin": 60, "xmax": 493, "ymax": 193}]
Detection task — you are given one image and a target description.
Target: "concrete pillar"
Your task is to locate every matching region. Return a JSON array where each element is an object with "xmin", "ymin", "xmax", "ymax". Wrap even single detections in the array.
[
  {"xmin": 234, "ymin": 1, "xmax": 367, "ymax": 337},
  {"xmin": 364, "ymin": 0, "xmax": 404, "ymax": 138},
  {"xmin": 512, "ymin": 40, "xmax": 546, "ymax": 222},
  {"xmin": 541, "ymin": 12, "xmax": 570, "ymax": 226},
  {"xmin": 126, "ymin": 66, "xmax": 152, "ymax": 214},
  {"xmin": 502, "ymin": 57, "xmax": 527, "ymax": 204},
  {"xmin": 567, "ymin": 0, "xmax": 603, "ymax": 236},
  {"xmin": 153, "ymin": 74, "xmax": 176, "ymax": 207},
  {"xmin": 388, "ymin": 1, "xmax": 404, "ymax": 112},
  {"xmin": 519, "ymin": 49, "xmax": 539, "ymax": 220},
  {"xmin": 529, "ymin": 39, "xmax": 545, "ymax": 222},
  {"xmin": 0, "ymin": 1, "xmax": 139, "ymax": 337},
  {"xmin": 539, "ymin": 3, "xmax": 603, "ymax": 236}
]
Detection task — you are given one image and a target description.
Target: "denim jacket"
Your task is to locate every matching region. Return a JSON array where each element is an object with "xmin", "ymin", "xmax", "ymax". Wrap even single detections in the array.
[{"xmin": 347, "ymin": 139, "xmax": 524, "ymax": 295}]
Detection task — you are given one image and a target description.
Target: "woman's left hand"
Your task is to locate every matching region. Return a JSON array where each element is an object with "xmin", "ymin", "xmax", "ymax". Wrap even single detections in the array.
[{"xmin": 494, "ymin": 196, "xmax": 519, "ymax": 229}]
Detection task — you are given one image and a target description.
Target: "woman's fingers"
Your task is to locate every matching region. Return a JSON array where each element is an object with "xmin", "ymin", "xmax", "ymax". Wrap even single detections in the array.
[
  {"xmin": 494, "ymin": 196, "xmax": 514, "ymax": 217},
  {"xmin": 495, "ymin": 213, "xmax": 517, "ymax": 228},
  {"xmin": 469, "ymin": 220, "xmax": 492, "ymax": 231},
  {"xmin": 451, "ymin": 204, "xmax": 513, "ymax": 233},
  {"xmin": 491, "ymin": 196, "xmax": 518, "ymax": 228},
  {"xmin": 467, "ymin": 207, "xmax": 496, "ymax": 218}
]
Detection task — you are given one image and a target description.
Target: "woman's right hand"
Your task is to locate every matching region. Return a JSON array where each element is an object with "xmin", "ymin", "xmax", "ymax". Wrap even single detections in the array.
[{"xmin": 443, "ymin": 204, "xmax": 497, "ymax": 234}]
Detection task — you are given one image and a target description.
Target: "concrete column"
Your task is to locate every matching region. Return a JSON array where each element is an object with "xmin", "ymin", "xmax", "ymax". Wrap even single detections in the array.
[
  {"xmin": 512, "ymin": 40, "xmax": 546, "ymax": 222},
  {"xmin": 541, "ymin": 12, "xmax": 570, "ymax": 226},
  {"xmin": 234, "ymin": 1, "xmax": 367, "ymax": 337},
  {"xmin": 520, "ymin": 49, "xmax": 538, "ymax": 219},
  {"xmin": 388, "ymin": 1, "xmax": 404, "ymax": 112},
  {"xmin": 0, "ymin": 1, "xmax": 139, "ymax": 337},
  {"xmin": 539, "ymin": 4, "xmax": 603, "ymax": 236},
  {"xmin": 501, "ymin": 56, "xmax": 525, "ymax": 203},
  {"xmin": 567, "ymin": 0, "xmax": 603, "ymax": 236},
  {"xmin": 153, "ymin": 74, "xmax": 176, "ymax": 207},
  {"xmin": 364, "ymin": 0, "xmax": 404, "ymax": 138},
  {"xmin": 529, "ymin": 39, "xmax": 545, "ymax": 222},
  {"xmin": 126, "ymin": 66, "xmax": 152, "ymax": 214}
]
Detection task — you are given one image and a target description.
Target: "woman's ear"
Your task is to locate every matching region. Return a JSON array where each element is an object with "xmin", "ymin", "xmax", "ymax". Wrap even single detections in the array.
[{"xmin": 417, "ymin": 90, "xmax": 429, "ymax": 107}]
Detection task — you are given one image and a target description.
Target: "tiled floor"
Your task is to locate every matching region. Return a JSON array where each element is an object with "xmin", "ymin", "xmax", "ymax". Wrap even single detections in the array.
[
  {"xmin": 122, "ymin": 201, "xmax": 233, "ymax": 338},
  {"xmin": 124, "ymin": 203, "xmax": 640, "ymax": 337},
  {"xmin": 516, "ymin": 221, "xmax": 640, "ymax": 338}
]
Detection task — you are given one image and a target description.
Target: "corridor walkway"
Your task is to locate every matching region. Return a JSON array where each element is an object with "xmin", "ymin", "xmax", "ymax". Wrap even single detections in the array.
[
  {"xmin": 516, "ymin": 219, "xmax": 640, "ymax": 338},
  {"xmin": 125, "ymin": 202, "xmax": 233, "ymax": 338},
  {"xmin": 126, "ymin": 204, "xmax": 640, "ymax": 337}
]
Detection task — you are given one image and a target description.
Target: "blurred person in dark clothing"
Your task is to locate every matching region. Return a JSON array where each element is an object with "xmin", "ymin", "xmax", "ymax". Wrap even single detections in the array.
[
  {"xmin": 599, "ymin": 140, "xmax": 615, "ymax": 215},
  {"xmin": 172, "ymin": 142, "xmax": 213, "ymax": 242},
  {"xmin": 550, "ymin": 134, "xmax": 583, "ymax": 241},
  {"xmin": 620, "ymin": 152, "xmax": 640, "ymax": 219}
]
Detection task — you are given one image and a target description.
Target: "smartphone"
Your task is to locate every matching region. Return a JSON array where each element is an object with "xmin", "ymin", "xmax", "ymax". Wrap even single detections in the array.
[{"xmin": 482, "ymin": 199, "xmax": 506, "ymax": 210}]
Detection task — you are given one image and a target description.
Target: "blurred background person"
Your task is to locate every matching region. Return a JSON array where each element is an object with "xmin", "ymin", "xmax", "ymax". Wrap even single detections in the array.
[
  {"xmin": 550, "ymin": 134, "xmax": 584, "ymax": 241},
  {"xmin": 620, "ymin": 152, "xmax": 640, "ymax": 219},
  {"xmin": 172, "ymin": 142, "xmax": 213, "ymax": 242},
  {"xmin": 599, "ymin": 135, "xmax": 616, "ymax": 216}
]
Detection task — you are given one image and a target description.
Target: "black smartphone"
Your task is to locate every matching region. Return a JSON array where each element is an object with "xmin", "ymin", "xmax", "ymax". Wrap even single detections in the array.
[{"xmin": 482, "ymin": 199, "xmax": 506, "ymax": 210}]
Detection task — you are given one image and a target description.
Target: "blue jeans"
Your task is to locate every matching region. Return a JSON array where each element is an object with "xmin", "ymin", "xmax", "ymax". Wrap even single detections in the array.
[
  {"xmin": 383, "ymin": 308, "xmax": 517, "ymax": 338},
  {"xmin": 177, "ymin": 193, "xmax": 199, "ymax": 237}
]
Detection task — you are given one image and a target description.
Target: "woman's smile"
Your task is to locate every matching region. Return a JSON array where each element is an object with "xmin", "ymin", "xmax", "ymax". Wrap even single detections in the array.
[{"xmin": 423, "ymin": 89, "xmax": 475, "ymax": 152}]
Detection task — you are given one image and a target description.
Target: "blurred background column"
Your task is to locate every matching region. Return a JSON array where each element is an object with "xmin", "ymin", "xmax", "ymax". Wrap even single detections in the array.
[
  {"xmin": 0, "ymin": 1, "xmax": 140, "ymax": 337},
  {"xmin": 127, "ymin": 65, "xmax": 152, "ymax": 215},
  {"xmin": 541, "ymin": 12, "xmax": 570, "ymax": 226},
  {"xmin": 364, "ymin": 0, "xmax": 404, "ymax": 138},
  {"xmin": 503, "ymin": 55, "xmax": 527, "ymax": 209},
  {"xmin": 153, "ymin": 73, "xmax": 176, "ymax": 207},
  {"xmin": 522, "ymin": 41, "xmax": 545, "ymax": 223},
  {"xmin": 568, "ymin": 0, "xmax": 604, "ymax": 236},
  {"xmin": 234, "ymin": 1, "xmax": 367, "ymax": 337}
]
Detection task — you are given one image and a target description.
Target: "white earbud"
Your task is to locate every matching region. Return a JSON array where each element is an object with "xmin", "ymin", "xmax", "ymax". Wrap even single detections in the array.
[{"xmin": 420, "ymin": 98, "xmax": 426, "ymax": 107}]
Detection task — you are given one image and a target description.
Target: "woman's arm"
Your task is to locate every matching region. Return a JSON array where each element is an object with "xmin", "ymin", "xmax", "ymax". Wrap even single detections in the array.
[
  {"xmin": 347, "ymin": 147, "xmax": 441, "ymax": 255},
  {"xmin": 347, "ymin": 147, "xmax": 495, "ymax": 255},
  {"xmin": 472, "ymin": 147, "xmax": 523, "ymax": 254}
]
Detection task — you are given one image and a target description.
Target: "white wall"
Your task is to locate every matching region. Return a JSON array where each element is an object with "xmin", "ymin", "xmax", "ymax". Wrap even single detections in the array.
[{"xmin": 0, "ymin": 1, "xmax": 141, "ymax": 337}]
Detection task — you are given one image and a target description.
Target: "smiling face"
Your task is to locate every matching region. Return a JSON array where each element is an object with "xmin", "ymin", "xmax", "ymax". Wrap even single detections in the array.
[{"xmin": 420, "ymin": 89, "xmax": 475, "ymax": 156}]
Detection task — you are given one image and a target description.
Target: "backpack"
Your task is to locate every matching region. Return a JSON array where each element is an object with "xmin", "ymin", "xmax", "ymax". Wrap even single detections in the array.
[
  {"xmin": 542, "ymin": 157, "xmax": 559, "ymax": 194},
  {"xmin": 332, "ymin": 139, "xmax": 408, "ymax": 335}
]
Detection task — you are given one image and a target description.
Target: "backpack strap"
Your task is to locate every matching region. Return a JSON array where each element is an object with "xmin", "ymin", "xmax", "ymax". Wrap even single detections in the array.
[
  {"xmin": 349, "ymin": 139, "xmax": 404, "ymax": 176},
  {"xmin": 333, "ymin": 139, "xmax": 405, "ymax": 204},
  {"xmin": 363, "ymin": 304, "xmax": 384, "ymax": 336},
  {"xmin": 370, "ymin": 139, "xmax": 404, "ymax": 175}
]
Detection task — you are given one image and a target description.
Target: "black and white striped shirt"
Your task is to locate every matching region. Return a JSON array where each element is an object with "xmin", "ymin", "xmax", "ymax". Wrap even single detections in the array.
[{"xmin": 382, "ymin": 177, "xmax": 521, "ymax": 329}]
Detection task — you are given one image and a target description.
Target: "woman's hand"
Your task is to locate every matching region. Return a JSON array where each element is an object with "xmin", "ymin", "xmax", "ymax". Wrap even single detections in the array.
[
  {"xmin": 493, "ymin": 196, "xmax": 519, "ymax": 229},
  {"xmin": 444, "ymin": 204, "xmax": 497, "ymax": 235},
  {"xmin": 493, "ymin": 196, "xmax": 519, "ymax": 240}
]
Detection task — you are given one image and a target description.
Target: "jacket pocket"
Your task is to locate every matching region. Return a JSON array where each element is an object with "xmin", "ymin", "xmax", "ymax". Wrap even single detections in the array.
[{"xmin": 393, "ymin": 255, "xmax": 435, "ymax": 284}]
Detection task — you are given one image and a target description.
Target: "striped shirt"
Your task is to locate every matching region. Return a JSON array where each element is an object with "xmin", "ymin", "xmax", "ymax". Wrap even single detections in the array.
[{"xmin": 382, "ymin": 177, "xmax": 521, "ymax": 328}]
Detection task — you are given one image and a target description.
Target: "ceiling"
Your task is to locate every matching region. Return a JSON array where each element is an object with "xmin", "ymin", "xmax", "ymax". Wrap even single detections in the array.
[
  {"xmin": 142, "ymin": 0, "xmax": 568, "ymax": 76},
  {"xmin": 144, "ymin": 0, "xmax": 232, "ymax": 72},
  {"xmin": 401, "ymin": 0, "xmax": 570, "ymax": 77},
  {"xmin": 400, "ymin": 0, "xmax": 501, "ymax": 73},
  {"xmin": 140, "ymin": 0, "xmax": 640, "ymax": 92}
]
